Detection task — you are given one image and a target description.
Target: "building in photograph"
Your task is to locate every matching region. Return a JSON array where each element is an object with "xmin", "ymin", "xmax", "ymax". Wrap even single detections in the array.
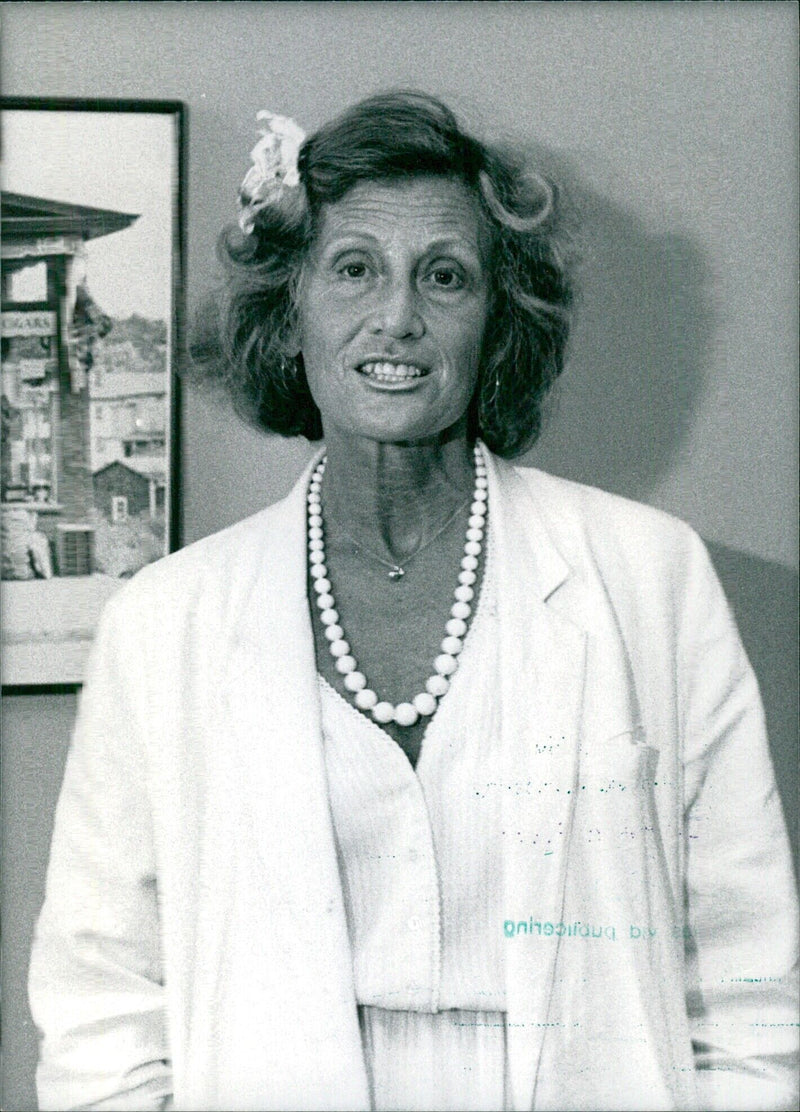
[
  {"xmin": 90, "ymin": 370, "xmax": 167, "ymax": 475},
  {"xmin": 93, "ymin": 459, "xmax": 165, "ymax": 524},
  {"xmin": 1, "ymin": 191, "xmax": 138, "ymax": 578}
]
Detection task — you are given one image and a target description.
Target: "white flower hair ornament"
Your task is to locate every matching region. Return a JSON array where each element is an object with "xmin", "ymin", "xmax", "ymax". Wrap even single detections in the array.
[{"xmin": 237, "ymin": 111, "xmax": 306, "ymax": 234}]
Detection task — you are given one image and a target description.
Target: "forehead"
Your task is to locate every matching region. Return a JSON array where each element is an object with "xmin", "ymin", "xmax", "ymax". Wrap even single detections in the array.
[{"xmin": 312, "ymin": 176, "xmax": 488, "ymax": 257}]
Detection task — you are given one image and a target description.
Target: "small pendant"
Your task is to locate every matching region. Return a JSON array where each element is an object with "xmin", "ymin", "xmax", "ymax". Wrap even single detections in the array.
[{"xmin": 388, "ymin": 566, "xmax": 404, "ymax": 581}]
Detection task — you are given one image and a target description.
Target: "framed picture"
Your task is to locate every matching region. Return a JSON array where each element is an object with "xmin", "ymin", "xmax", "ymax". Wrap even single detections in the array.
[{"xmin": 1, "ymin": 98, "xmax": 184, "ymax": 690}]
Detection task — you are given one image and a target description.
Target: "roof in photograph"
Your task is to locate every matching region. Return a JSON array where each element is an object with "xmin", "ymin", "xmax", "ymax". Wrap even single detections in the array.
[
  {"xmin": 93, "ymin": 459, "xmax": 165, "ymax": 483},
  {"xmin": 1, "ymin": 192, "xmax": 139, "ymax": 241}
]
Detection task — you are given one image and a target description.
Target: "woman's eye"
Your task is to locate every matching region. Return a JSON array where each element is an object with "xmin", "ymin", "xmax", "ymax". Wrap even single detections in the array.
[
  {"xmin": 428, "ymin": 267, "xmax": 464, "ymax": 289},
  {"xmin": 339, "ymin": 262, "xmax": 367, "ymax": 279}
]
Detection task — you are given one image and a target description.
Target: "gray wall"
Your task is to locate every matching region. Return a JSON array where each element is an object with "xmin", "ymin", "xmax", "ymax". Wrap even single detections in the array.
[{"xmin": 2, "ymin": 3, "xmax": 797, "ymax": 1109}]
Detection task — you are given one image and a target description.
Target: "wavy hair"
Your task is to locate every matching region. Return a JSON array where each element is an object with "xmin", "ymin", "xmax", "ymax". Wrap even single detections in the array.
[{"xmin": 189, "ymin": 91, "xmax": 574, "ymax": 458}]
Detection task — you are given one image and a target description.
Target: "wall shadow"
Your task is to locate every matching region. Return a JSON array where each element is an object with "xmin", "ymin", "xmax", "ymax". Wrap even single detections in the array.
[
  {"xmin": 1, "ymin": 693, "xmax": 75, "ymax": 1112},
  {"xmin": 522, "ymin": 150, "xmax": 714, "ymax": 502},
  {"xmin": 705, "ymin": 541, "xmax": 799, "ymax": 878}
]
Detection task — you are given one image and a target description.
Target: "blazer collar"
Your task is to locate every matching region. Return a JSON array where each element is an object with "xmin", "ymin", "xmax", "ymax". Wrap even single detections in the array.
[
  {"xmin": 220, "ymin": 445, "xmax": 333, "ymax": 882},
  {"xmin": 486, "ymin": 452, "xmax": 572, "ymax": 602}
]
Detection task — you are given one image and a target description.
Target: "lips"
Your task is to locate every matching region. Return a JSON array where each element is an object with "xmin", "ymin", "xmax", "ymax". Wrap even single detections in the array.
[{"xmin": 356, "ymin": 360, "xmax": 429, "ymax": 383}]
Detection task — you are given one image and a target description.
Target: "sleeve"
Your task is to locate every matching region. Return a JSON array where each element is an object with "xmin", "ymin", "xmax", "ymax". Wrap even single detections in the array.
[
  {"xmin": 680, "ymin": 533, "xmax": 799, "ymax": 1111},
  {"xmin": 28, "ymin": 590, "xmax": 173, "ymax": 1111}
]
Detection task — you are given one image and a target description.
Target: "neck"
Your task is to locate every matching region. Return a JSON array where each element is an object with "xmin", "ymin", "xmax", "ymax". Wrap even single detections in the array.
[{"xmin": 320, "ymin": 428, "xmax": 476, "ymax": 563}]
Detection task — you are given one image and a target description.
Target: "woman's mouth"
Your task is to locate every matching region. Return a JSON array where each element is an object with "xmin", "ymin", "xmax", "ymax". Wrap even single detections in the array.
[{"xmin": 356, "ymin": 360, "xmax": 429, "ymax": 384}]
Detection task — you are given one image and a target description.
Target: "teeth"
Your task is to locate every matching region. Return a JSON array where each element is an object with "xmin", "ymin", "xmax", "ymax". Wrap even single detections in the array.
[{"xmin": 360, "ymin": 361, "xmax": 425, "ymax": 380}]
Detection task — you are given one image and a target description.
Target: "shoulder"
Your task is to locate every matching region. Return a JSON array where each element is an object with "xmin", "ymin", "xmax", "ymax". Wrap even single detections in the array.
[
  {"xmin": 506, "ymin": 462, "xmax": 712, "ymax": 592},
  {"xmin": 513, "ymin": 463, "xmax": 700, "ymax": 549},
  {"xmin": 100, "ymin": 497, "xmax": 297, "ymax": 629}
]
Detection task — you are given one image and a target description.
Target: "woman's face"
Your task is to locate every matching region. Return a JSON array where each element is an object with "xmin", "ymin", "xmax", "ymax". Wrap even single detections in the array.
[{"xmin": 297, "ymin": 175, "xmax": 490, "ymax": 446}]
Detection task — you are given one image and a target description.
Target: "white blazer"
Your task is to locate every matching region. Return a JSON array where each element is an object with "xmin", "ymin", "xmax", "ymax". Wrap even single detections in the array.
[{"xmin": 29, "ymin": 451, "xmax": 798, "ymax": 1112}]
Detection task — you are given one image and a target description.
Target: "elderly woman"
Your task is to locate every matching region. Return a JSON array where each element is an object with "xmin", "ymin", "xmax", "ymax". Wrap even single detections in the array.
[{"xmin": 30, "ymin": 92, "xmax": 797, "ymax": 1112}]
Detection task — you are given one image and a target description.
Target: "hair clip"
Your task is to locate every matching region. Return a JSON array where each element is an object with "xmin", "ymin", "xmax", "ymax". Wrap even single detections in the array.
[{"xmin": 238, "ymin": 111, "xmax": 306, "ymax": 234}]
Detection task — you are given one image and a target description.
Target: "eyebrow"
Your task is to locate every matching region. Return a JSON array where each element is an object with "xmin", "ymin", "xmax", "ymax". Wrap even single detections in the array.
[
  {"xmin": 320, "ymin": 234, "xmax": 483, "ymax": 259},
  {"xmin": 424, "ymin": 237, "xmax": 483, "ymax": 258}
]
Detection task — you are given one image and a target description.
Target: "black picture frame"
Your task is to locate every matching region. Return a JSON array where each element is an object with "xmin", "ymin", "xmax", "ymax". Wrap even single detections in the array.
[{"xmin": 1, "ymin": 97, "xmax": 185, "ymax": 690}]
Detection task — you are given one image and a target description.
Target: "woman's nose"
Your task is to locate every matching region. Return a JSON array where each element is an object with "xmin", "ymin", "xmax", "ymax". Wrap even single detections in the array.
[{"xmin": 369, "ymin": 279, "xmax": 424, "ymax": 339}]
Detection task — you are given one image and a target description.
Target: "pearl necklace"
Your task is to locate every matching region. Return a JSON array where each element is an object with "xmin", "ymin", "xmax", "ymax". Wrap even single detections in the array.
[{"xmin": 308, "ymin": 442, "xmax": 488, "ymax": 728}]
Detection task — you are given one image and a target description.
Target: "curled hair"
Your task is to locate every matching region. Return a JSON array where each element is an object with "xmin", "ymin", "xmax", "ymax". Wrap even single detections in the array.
[{"xmin": 189, "ymin": 91, "xmax": 574, "ymax": 457}]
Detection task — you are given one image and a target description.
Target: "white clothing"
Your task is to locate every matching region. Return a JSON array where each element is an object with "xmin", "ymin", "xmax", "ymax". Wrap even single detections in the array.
[
  {"xmin": 319, "ymin": 529, "xmax": 504, "ymax": 1013},
  {"xmin": 359, "ymin": 1009, "xmax": 507, "ymax": 1112},
  {"xmin": 29, "ymin": 449, "xmax": 799, "ymax": 1111},
  {"xmin": 319, "ymin": 544, "xmax": 507, "ymax": 1110}
]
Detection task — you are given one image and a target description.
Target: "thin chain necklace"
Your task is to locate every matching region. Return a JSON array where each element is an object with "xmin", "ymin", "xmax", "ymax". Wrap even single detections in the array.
[
  {"xmin": 308, "ymin": 442, "xmax": 488, "ymax": 728},
  {"xmin": 335, "ymin": 496, "xmax": 470, "ymax": 580}
]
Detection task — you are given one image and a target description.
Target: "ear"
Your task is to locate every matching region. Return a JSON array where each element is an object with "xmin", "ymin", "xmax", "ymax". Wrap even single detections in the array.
[
  {"xmin": 283, "ymin": 324, "xmax": 302, "ymax": 359},
  {"xmin": 284, "ymin": 268, "xmax": 306, "ymax": 357}
]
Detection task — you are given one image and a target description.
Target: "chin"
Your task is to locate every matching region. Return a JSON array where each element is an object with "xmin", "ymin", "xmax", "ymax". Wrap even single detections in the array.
[{"xmin": 347, "ymin": 416, "xmax": 469, "ymax": 447}]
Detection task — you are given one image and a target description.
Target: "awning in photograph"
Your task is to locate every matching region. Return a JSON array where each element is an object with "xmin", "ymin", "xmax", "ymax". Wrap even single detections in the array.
[{"xmin": 1, "ymin": 192, "xmax": 139, "ymax": 242}]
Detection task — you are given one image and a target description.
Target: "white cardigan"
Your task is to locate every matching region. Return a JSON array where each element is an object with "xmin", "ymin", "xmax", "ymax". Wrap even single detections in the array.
[{"xmin": 29, "ymin": 451, "xmax": 798, "ymax": 1112}]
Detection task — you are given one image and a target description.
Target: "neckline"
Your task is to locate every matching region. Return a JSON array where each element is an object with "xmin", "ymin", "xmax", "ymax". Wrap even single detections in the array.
[{"xmin": 318, "ymin": 524, "xmax": 494, "ymax": 775}]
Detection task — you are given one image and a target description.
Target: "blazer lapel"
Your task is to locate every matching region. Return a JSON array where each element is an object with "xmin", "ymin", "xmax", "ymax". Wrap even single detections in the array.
[
  {"xmin": 218, "ymin": 453, "xmax": 371, "ymax": 1109},
  {"xmin": 487, "ymin": 455, "xmax": 587, "ymax": 1112},
  {"xmin": 221, "ymin": 451, "xmax": 329, "ymax": 884}
]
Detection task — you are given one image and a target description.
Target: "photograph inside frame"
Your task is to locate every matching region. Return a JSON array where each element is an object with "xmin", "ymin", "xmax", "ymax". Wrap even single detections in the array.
[{"xmin": 0, "ymin": 100, "xmax": 182, "ymax": 687}]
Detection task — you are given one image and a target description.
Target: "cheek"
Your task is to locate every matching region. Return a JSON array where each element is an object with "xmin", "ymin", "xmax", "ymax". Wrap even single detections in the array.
[
  {"xmin": 301, "ymin": 298, "xmax": 358, "ymax": 368},
  {"xmin": 445, "ymin": 312, "xmax": 487, "ymax": 377},
  {"xmin": 301, "ymin": 309, "xmax": 331, "ymax": 358}
]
